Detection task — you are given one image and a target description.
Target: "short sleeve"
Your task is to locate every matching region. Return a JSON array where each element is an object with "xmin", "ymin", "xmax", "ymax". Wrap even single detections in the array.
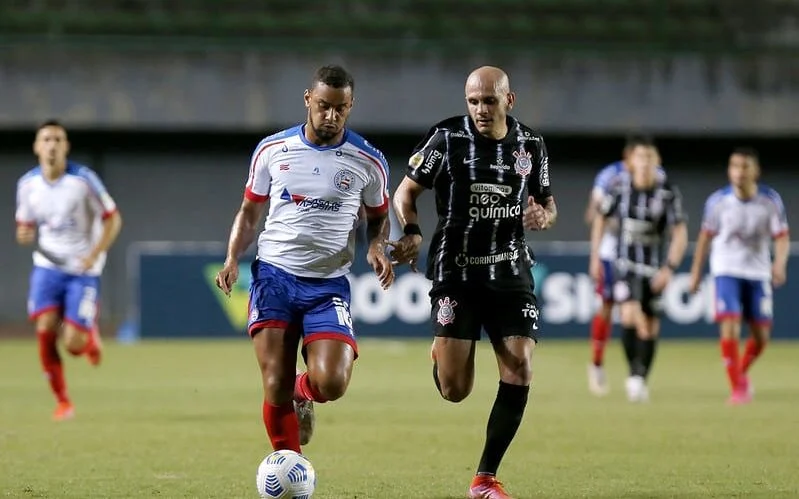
[
  {"xmin": 244, "ymin": 139, "xmax": 277, "ymax": 203},
  {"xmin": 406, "ymin": 128, "xmax": 447, "ymax": 189},
  {"xmin": 598, "ymin": 189, "xmax": 619, "ymax": 218},
  {"xmin": 666, "ymin": 185, "xmax": 687, "ymax": 225},
  {"xmin": 78, "ymin": 167, "xmax": 117, "ymax": 220},
  {"xmin": 767, "ymin": 189, "xmax": 789, "ymax": 238},
  {"xmin": 527, "ymin": 137, "xmax": 552, "ymax": 202},
  {"xmin": 15, "ymin": 178, "xmax": 35, "ymax": 225},
  {"xmin": 701, "ymin": 192, "xmax": 721, "ymax": 235},
  {"xmin": 360, "ymin": 148, "xmax": 390, "ymax": 215}
]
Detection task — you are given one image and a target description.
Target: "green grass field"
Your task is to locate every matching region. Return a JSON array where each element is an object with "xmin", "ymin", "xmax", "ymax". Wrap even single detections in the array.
[{"xmin": 1, "ymin": 339, "xmax": 798, "ymax": 498}]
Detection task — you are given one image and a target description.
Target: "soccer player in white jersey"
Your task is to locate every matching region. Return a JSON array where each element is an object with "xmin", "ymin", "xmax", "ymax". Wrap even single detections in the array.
[
  {"xmin": 215, "ymin": 66, "xmax": 394, "ymax": 453},
  {"xmin": 15, "ymin": 120, "xmax": 122, "ymax": 421},
  {"xmin": 584, "ymin": 135, "xmax": 664, "ymax": 396},
  {"xmin": 689, "ymin": 148, "xmax": 789, "ymax": 405}
]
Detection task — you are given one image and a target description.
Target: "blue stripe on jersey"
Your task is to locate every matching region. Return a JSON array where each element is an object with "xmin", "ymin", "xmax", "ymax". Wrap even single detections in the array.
[
  {"xmin": 345, "ymin": 129, "xmax": 390, "ymax": 178},
  {"xmin": 758, "ymin": 184, "xmax": 788, "ymax": 220},
  {"xmin": 592, "ymin": 161, "xmax": 624, "ymax": 190},
  {"xmin": 262, "ymin": 125, "xmax": 302, "ymax": 145},
  {"xmin": 18, "ymin": 167, "xmax": 41, "ymax": 185},
  {"xmin": 66, "ymin": 162, "xmax": 109, "ymax": 197}
]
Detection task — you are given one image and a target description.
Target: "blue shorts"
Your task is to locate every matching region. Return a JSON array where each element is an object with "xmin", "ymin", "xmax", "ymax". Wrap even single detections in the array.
[
  {"xmin": 714, "ymin": 276, "xmax": 773, "ymax": 326},
  {"xmin": 28, "ymin": 266, "xmax": 101, "ymax": 332},
  {"xmin": 247, "ymin": 260, "xmax": 357, "ymax": 355},
  {"xmin": 595, "ymin": 259, "xmax": 616, "ymax": 302}
]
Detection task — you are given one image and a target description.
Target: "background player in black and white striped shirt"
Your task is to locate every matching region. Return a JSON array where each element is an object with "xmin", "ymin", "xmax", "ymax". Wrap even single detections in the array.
[
  {"xmin": 391, "ymin": 66, "xmax": 556, "ymax": 499},
  {"xmin": 590, "ymin": 141, "xmax": 687, "ymax": 403}
]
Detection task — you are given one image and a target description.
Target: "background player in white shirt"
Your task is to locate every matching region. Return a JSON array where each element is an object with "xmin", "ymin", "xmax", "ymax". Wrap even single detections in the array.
[
  {"xmin": 583, "ymin": 135, "xmax": 664, "ymax": 396},
  {"xmin": 15, "ymin": 120, "xmax": 123, "ymax": 421},
  {"xmin": 215, "ymin": 66, "xmax": 393, "ymax": 454},
  {"xmin": 689, "ymin": 148, "xmax": 789, "ymax": 405}
]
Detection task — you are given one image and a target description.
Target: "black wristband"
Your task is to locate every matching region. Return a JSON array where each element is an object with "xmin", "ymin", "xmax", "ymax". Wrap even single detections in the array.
[{"xmin": 403, "ymin": 223, "xmax": 422, "ymax": 237}]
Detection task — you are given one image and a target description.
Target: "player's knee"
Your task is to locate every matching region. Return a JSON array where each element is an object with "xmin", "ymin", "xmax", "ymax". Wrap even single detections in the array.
[
  {"xmin": 499, "ymin": 357, "xmax": 533, "ymax": 386},
  {"xmin": 312, "ymin": 374, "xmax": 349, "ymax": 402},
  {"xmin": 719, "ymin": 320, "xmax": 740, "ymax": 339},
  {"xmin": 438, "ymin": 382, "xmax": 471, "ymax": 403},
  {"xmin": 62, "ymin": 326, "xmax": 87, "ymax": 355}
]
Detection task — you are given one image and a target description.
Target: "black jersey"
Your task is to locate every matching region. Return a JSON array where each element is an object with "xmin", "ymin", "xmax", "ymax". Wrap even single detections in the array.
[
  {"xmin": 406, "ymin": 115, "xmax": 552, "ymax": 289},
  {"xmin": 599, "ymin": 174, "xmax": 686, "ymax": 277}
]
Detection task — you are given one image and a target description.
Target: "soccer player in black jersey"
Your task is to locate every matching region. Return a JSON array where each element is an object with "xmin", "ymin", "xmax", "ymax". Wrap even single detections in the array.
[
  {"xmin": 390, "ymin": 66, "xmax": 557, "ymax": 499},
  {"xmin": 589, "ymin": 141, "xmax": 688, "ymax": 403}
]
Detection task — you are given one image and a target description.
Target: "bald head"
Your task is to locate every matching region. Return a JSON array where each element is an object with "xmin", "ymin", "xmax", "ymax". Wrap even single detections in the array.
[
  {"xmin": 464, "ymin": 66, "xmax": 515, "ymax": 140},
  {"xmin": 465, "ymin": 66, "xmax": 510, "ymax": 95}
]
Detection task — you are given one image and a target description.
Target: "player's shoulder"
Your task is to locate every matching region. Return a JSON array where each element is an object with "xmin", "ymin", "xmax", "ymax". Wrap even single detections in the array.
[
  {"xmin": 65, "ymin": 162, "xmax": 98, "ymax": 179},
  {"xmin": 17, "ymin": 166, "xmax": 42, "ymax": 186},
  {"xmin": 511, "ymin": 118, "xmax": 545, "ymax": 143},
  {"xmin": 704, "ymin": 186, "xmax": 732, "ymax": 206},
  {"xmin": 343, "ymin": 129, "xmax": 388, "ymax": 166},
  {"xmin": 262, "ymin": 125, "xmax": 302, "ymax": 144},
  {"xmin": 756, "ymin": 184, "xmax": 784, "ymax": 203},
  {"xmin": 430, "ymin": 115, "xmax": 469, "ymax": 134}
]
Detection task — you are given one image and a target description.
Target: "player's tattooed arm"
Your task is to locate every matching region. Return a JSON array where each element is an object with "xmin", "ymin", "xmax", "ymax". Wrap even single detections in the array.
[
  {"xmin": 365, "ymin": 210, "xmax": 394, "ymax": 290},
  {"xmin": 542, "ymin": 195, "xmax": 558, "ymax": 228},
  {"xmin": 389, "ymin": 177, "xmax": 425, "ymax": 271}
]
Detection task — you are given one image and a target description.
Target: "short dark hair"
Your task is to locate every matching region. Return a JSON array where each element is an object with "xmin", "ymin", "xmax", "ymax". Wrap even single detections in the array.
[
  {"xmin": 37, "ymin": 119, "xmax": 66, "ymax": 133},
  {"xmin": 624, "ymin": 133, "xmax": 655, "ymax": 150},
  {"xmin": 732, "ymin": 147, "xmax": 759, "ymax": 164},
  {"xmin": 311, "ymin": 65, "xmax": 354, "ymax": 93}
]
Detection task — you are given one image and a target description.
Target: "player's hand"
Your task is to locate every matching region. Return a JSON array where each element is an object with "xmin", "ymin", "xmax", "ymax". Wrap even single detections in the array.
[
  {"xmin": 523, "ymin": 196, "xmax": 551, "ymax": 231},
  {"xmin": 589, "ymin": 256, "xmax": 603, "ymax": 283},
  {"xmin": 688, "ymin": 272, "xmax": 702, "ymax": 294},
  {"xmin": 215, "ymin": 259, "xmax": 239, "ymax": 297},
  {"xmin": 772, "ymin": 263, "xmax": 787, "ymax": 287},
  {"xmin": 16, "ymin": 224, "xmax": 36, "ymax": 246},
  {"xmin": 367, "ymin": 241, "xmax": 395, "ymax": 290},
  {"xmin": 79, "ymin": 252, "xmax": 99, "ymax": 273},
  {"xmin": 386, "ymin": 234, "xmax": 423, "ymax": 272},
  {"xmin": 650, "ymin": 267, "xmax": 674, "ymax": 293}
]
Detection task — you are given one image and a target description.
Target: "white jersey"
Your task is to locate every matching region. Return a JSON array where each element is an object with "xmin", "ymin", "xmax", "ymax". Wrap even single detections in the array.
[
  {"xmin": 591, "ymin": 161, "xmax": 666, "ymax": 260},
  {"xmin": 245, "ymin": 125, "xmax": 390, "ymax": 279},
  {"xmin": 702, "ymin": 185, "xmax": 789, "ymax": 281},
  {"xmin": 15, "ymin": 162, "xmax": 118, "ymax": 276}
]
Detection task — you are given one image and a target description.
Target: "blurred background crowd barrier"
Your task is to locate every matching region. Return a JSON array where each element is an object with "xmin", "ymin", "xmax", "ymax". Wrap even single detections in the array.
[{"xmin": 1, "ymin": 0, "xmax": 798, "ymax": 340}]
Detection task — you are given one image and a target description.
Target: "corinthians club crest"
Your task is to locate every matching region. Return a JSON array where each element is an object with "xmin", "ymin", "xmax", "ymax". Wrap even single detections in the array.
[
  {"xmin": 513, "ymin": 149, "xmax": 533, "ymax": 176},
  {"xmin": 436, "ymin": 297, "xmax": 458, "ymax": 326}
]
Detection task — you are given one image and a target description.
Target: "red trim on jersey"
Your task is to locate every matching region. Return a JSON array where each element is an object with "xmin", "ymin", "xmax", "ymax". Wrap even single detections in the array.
[
  {"xmin": 701, "ymin": 228, "xmax": 716, "ymax": 237},
  {"xmin": 244, "ymin": 187, "xmax": 269, "ymax": 203},
  {"xmin": 364, "ymin": 202, "xmax": 389, "ymax": 218},
  {"xmin": 101, "ymin": 208, "xmax": 118, "ymax": 220},
  {"xmin": 748, "ymin": 319, "xmax": 772, "ymax": 328},
  {"xmin": 248, "ymin": 319, "xmax": 289, "ymax": 337},
  {"xmin": 303, "ymin": 332, "xmax": 359, "ymax": 359},
  {"xmin": 247, "ymin": 140, "xmax": 286, "ymax": 189},
  {"xmin": 16, "ymin": 220, "xmax": 35, "ymax": 227},
  {"xmin": 63, "ymin": 318, "xmax": 92, "ymax": 334},
  {"xmin": 773, "ymin": 229, "xmax": 789, "ymax": 239}
]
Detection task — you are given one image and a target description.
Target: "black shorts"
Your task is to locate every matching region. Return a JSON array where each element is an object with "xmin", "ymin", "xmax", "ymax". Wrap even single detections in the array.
[
  {"xmin": 615, "ymin": 274, "xmax": 663, "ymax": 318},
  {"xmin": 429, "ymin": 284, "xmax": 540, "ymax": 342}
]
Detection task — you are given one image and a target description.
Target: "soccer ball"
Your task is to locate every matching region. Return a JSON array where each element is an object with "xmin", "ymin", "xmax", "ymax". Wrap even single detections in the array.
[{"xmin": 255, "ymin": 450, "xmax": 316, "ymax": 498}]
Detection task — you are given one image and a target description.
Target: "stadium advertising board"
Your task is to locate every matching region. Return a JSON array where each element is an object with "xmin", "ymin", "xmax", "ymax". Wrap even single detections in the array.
[{"xmin": 128, "ymin": 242, "xmax": 798, "ymax": 340}]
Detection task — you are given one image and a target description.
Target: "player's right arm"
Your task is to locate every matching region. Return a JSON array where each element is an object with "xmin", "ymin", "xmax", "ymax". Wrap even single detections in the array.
[
  {"xmin": 390, "ymin": 128, "xmax": 447, "ymax": 270},
  {"xmin": 689, "ymin": 191, "xmax": 720, "ymax": 293},
  {"xmin": 590, "ymin": 189, "xmax": 619, "ymax": 282},
  {"xmin": 15, "ymin": 176, "xmax": 35, "ymax": 246},
  {"xmin": 584, "ymin": 166, "xmax": 613, "ymax": 226},
  {"xmin": 216, "ymin": 140, "xmax": 273, "ymax": 295}
]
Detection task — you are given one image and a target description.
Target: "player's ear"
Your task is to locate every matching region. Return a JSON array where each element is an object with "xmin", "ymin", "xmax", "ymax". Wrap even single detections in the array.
[
  {"xmin": 506, "ymin": 91, "xmax": 516, "ymax": 111},
  {"xmin": 303, "ymin": 89, "xmax": 311, "ymax": 109}
]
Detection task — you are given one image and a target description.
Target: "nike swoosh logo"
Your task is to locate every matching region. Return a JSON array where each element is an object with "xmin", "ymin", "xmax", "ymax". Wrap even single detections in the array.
[{"xmin": 463, "ymin": 158, "xmax": 480, "ymax": 164}]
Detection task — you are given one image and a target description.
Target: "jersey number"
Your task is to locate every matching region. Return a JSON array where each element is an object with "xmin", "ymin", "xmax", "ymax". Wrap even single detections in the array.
[
  {"xmin": 332, "ymin": 297, "xmax": 353, "ymax": 332},
  {"xmin": 78, "ymin": 286, "xmax": 98, "ymax": 322}
]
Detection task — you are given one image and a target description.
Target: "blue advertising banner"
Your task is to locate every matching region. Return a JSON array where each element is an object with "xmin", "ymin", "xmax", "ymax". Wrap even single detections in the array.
[{"xmin": 126, "ymin": 242, "xmax": 798, "ymax": 340}]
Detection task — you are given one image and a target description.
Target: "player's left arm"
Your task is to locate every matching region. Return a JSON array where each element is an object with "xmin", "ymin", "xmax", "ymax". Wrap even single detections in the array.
[
  {"xmin": 82, "ymin": 168, "xmax": 123, "ymax": 268},
  {"xmin": 523, "ymin": 137, "xmax": 557, "ymax": 230},
  {"xmin": 665, "ymin": 186, "xmax": 689, "ymax": 268},
  {"xmin": 768, "ymin": 189, "xmax": 790, "ymax": 285},
  {"xmin": 361, "ymin": 148, "xmax": 394, "ymax": 289}
]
